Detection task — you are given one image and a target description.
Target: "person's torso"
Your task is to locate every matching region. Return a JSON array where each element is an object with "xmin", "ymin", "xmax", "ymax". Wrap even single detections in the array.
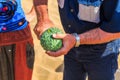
[
  {"xmin": 58, "ymin": 0, "xmax": 120, "ymax": 61},
  {"xmin": 0, "ymin": 0, "xmax": 32, "ymax": 46},
  {"xmin": 58, "ymin": 0, "xmax": 102, "ymax": 34},
  {"xmin": 58, "ymin": 0, "xmax": 118, "ymax": 33}
]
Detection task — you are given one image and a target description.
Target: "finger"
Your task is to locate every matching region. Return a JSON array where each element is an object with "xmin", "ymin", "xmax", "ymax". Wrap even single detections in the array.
[
  {"xmin": 34, "ymin": 28, "xmax": 39, "ymax": 35},
  {"xmin": 46, "ymin": 47, "xmax": 67, "ymax": 57},
  {"xmin": 37, "ymin": 35, "xmax": 41, "ymax": 40},
  {"xmin": 46, "ymin": 51, "xmax": 63, "ymax": 57},
  {"xmin": 33, "ymin": 28, "xmax": 41, "ymax": 39},
  {"xmin": 52, "ymin": 34, "xmax": 66, "ymax": 39}
]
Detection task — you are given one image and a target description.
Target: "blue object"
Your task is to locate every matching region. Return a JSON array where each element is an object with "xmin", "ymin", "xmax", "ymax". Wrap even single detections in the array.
[
  {"xmin": 0, "ymin": 0, "xmax": 27, "ymax": 32},
  {"xmin": 59, "ymin": 0, "xmax": 120, "ymax": 58},
  {"xmin": 0, "ymin": 1, "xmax": 17, "ymax": 22},
  {"xmin": 100, "ymin": 0, "xmax": 120, "ymax": 33},
  {"xmin": 78, "ymin": 0, "xmax": 103, "ymax": 7},
  {"xmin": 116, "ymin": 0, "xmax": 120, "ymax": 12},
  {"xmin": 0, "ymin": 3, "xmax": 3, "ymax": 8},
  {"xmin": 0, "ymin": 18, "xmax": 28, "ymax": 33},
  {"xmin": 58, "ymin": 0, "xmax": 120, "ymax": 80}
]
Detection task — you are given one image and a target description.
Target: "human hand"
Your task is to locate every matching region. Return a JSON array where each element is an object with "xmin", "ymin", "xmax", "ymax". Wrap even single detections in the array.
[
  {"xmin": 46, "ymin": 33, "xmax": 76, "ymax": 57},
  {"xmin": 34, "ymin": 19, "xmax": 54, "ymax": 39}
]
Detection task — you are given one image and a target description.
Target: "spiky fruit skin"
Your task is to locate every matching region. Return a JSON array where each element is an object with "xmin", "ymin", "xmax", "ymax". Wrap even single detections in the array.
[{"xmin": 40, "ymin": 27, "xmax": 63, "ymax": 51}]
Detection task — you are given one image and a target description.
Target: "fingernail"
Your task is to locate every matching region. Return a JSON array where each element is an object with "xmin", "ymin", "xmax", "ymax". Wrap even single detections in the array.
[{"xmin": 52, "ymin": 34, "xmax": 56, "ymax": 37}]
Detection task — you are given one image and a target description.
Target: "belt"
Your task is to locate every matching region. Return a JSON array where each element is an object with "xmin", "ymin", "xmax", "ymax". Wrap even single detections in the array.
[{"xmin": 0, "ymin": 18, "xmax": 28, "ymax": 33}]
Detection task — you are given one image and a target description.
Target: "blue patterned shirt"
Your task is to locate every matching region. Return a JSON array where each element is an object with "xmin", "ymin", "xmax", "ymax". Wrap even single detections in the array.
[{"xmin": 0, "ymin": 0, "xmax": 28, "ymax": 32}]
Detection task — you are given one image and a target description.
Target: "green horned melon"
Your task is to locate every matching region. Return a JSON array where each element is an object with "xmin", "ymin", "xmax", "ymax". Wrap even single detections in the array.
[{"xmin": 40, "ymin": 27, "xmax": 63, "ymax": 51}]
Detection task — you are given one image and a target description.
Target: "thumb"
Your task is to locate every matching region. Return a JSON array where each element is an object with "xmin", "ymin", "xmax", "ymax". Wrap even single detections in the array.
[{"xmin": 52, "ymin": 34, "xmax": 65, "ymax": 39}]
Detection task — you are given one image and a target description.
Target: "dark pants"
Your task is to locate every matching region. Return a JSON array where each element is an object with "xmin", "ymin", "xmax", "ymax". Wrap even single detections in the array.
[
  {"xmin": 0, "ymin": 39, "xmax": 35, "ymax": 80},
  {"xmin": 63, "ymin": 39, "xmax": 120, "ymax": 80}
]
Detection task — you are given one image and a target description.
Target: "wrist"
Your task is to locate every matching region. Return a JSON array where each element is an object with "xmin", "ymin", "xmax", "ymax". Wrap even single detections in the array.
[
  {"xmin": 72, "ymin": 33, "xmax": 80, "ymax": 47},
  {"xmin": 37, "ymin": 14, "xmax": 49, "ymax": 22},
  {"xmin": 36, "ymin": 6, "xmax": 49, "ymax": 21}
]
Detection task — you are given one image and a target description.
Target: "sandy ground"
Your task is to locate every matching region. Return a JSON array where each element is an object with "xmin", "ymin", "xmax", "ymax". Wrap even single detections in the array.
[
  {"xmin": 22, "ymin": 0, "xmax": 64, "ymax": 80},
  {"xmin": 22, "ymin": 0, "xmax": 120, "ymax": 80}
]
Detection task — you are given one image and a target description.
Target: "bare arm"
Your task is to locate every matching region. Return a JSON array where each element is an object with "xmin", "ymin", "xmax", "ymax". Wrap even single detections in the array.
[
  {"xmin": 33, "ymin": 0, "xmax": 54, "ymax": 39},
  {"xmin": 46, "ymin": 28, "xmax": 120, "ymax": 57},
  {"xmin": 80, "ymin": 27, "xmax": 120, "ymax": 45},
  {"xmin": 33, "ymin": 0, "xmax": 48, "ymax": 21}
]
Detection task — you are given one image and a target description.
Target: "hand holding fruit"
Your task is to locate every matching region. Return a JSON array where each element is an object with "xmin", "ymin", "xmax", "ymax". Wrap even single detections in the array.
[
  {"xmin": 46, "ymin": 33, "xmax": 76, "ymax": 57},
  {"xmin": 40, "ymin": 27, "xmax": 76, "ymax": 57}
]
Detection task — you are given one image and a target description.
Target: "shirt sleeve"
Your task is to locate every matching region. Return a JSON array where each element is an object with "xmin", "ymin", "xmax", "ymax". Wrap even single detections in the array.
[{"xmin": 100, "ymin": 0, "xmax": 120, "ymax": 33}]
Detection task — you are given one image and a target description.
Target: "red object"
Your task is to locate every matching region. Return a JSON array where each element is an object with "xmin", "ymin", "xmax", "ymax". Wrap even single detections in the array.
[
  {"xmin": 3, "ymin": 6, "xmax": 8, "ymax": 11},
  {"xmin": 0, "ymin": 25, "xmax": 34, "ymax": 80},
  {"xmin": 14, "ymin": 39, "xmax": 33, "ymax": 80}
]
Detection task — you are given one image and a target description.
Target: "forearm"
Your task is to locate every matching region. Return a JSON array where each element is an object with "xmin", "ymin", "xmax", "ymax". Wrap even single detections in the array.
[
  {"xmin": 80, "ymin": 28, "xmax": 120, "ymax": 45},
  {"xmin": 33, "ymin": 0, "xmax": 49, "ymax": 21}
]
